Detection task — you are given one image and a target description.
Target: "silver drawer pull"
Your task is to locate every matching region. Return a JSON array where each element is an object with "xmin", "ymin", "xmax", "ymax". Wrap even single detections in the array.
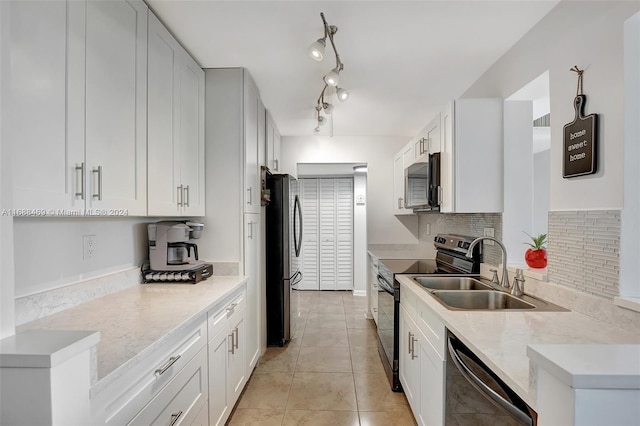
[
  {"xmin": 183, "ymin": 185, "xmax": 190, "ymax": 207},
  {"xmin": 233, "ymin": 327, "xmax": 239, "ymax": 350},
  {"xmin": 92, "ymin": 166, "xmax": 102, "ymax": 200},
  {"xmin": 247, "ymin": 187, "xmax": 252, "ymax": 205},
  {"xmin": 75, "ymin": 163, "xmax": 85, "ymax": 199},
  {"xmin": 154, "ymin": 355, "xmax": 181, "ymax": 376},
  {"xmin": 226, "ymin": 302, "xmax": 238, "ymax": 313},
  {"xmin": 411, "ymin": 335, "xmax": 418, "ymax": 360},
  {"xmin": 229, "ymin": 333, "xmax": 235, "ymax": 354},
  {"xmin": 177, "ymin": 185, "xmax": 183, "ymax": 207},
  {"xmin": 169, "ymin": 411, "xmax": 183, "ymax": 426}
]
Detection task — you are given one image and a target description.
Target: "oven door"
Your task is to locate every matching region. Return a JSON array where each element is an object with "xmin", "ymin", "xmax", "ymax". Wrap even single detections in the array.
[{"xmin": 376, "ymin": 275, "xmax": 395, "ymax": 367}]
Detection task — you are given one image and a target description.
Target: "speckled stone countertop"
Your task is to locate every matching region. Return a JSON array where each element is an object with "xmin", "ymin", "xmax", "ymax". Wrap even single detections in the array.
[
  {"xmin": 17, "ymin": 275, "xmax": 247, "ymax": 393},
  {"xmin": 368, "ymin": 244, "xmax": 433, "ymax": 261},
  {"xmin": 397, "ymin": 274, "xmax": 640, "ymax": 410}
]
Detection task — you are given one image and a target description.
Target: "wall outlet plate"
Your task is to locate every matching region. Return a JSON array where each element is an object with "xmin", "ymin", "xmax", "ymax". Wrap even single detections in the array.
[
  {"xmin": 83, "ymin": 235, "xmax": 96, "ymax": 260},
  {"xmin": 483, "ymin": 228, "xmax": 495, "ymax": 245}
]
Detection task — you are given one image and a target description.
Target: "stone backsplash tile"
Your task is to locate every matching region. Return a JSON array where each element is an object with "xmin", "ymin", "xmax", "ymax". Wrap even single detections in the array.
[
  {"xmin": 548, "ymin": 210, "xmax": 620, "ymax": 300},
  {"xmin": 418, "ymin": 213, "xmax": 503, "ymax": 266}
]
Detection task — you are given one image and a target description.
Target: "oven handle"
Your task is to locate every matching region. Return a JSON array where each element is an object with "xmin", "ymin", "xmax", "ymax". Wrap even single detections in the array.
[
  {"xmin": 377, "ymin": 275, "xmax": 394, "ymax": 295},
  {"xmin": 447, "ymin": 333, "xmax": 534, "ymax": 426}
]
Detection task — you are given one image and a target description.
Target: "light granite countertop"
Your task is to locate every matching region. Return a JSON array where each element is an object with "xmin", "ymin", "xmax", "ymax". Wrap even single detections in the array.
[
  {"xmin": 368, "ymin": 246, "xmax": 433, "ymax": 261},
  {"xmin": 17, "ymin": 275, "xmax": 248, "ymax": 393},
  {"xmin": 397, "ymin": 274, "xmax": 640, "ymax": 410}
]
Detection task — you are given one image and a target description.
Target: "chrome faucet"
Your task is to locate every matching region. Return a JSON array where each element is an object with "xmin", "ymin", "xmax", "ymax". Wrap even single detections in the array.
[{"xmin": 466, "ymin": 237, "xmax": 510, "ymax": 290}]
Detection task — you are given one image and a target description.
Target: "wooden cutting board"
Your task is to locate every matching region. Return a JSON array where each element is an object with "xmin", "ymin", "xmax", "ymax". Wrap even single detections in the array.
[{"xmin": 563, "ymin": 94, "xmax": 598, "ymax": 178}]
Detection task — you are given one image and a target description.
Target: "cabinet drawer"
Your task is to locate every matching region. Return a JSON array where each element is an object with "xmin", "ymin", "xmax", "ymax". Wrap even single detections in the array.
[
  {"xmin": 415, "ymin": 298, "xmax": 445, "ymax": 359},
  {"xmin": 207, "ymin": 288, "xmax": 246, "ymax": 342},
  {"xmin": 128, "ymin": 346, "xmax": 208, "ymax": 425},
  {"xmin": 400, "ymin": 286, "xmax": 417, "ymax": 319},
  {"xmin": 101, "ymin": 316, "xmax": 207, "ymax": 426}
]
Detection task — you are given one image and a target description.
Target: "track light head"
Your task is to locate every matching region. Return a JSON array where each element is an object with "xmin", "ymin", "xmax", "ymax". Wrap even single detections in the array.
[
  {"xmin": 336, "ymin": 87, "xmax": 349, "ymax": 102},
  {"xmin": 323, "ymin": 102, "xmax": 334, "ymax": 114},
  {"xmin": 308, "ymin": 38, "xmax": 326, "ymax": 61},
  {"xmin": 324, "ymin": 68, "xmax": 340, "ymax": 87}
]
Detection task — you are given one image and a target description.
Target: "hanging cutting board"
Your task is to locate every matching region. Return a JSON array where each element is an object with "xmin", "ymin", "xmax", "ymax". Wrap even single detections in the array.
[{"xmin": 563, "ymin": 94, "xmax": 598, "ymax": 178}]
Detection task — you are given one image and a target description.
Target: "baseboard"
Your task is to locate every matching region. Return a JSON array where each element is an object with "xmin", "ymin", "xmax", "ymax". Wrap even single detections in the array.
[{"xmin": 352, "ymin": 289, "xmax": 366, "ymax": 297}]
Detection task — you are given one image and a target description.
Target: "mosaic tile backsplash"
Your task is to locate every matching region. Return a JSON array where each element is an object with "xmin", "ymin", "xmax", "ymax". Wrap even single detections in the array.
[
  {"xmin": 548, "ymin": 210, "xmax": 621, "ymax": 300},
  {"xmin": 418, "ymin": 213, "xmax": 503, "ymax": 266}
]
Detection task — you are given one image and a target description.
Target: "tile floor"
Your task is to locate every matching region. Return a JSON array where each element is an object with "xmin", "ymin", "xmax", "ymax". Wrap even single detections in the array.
[{"xmin": 227, "ymin": 290, "xmax": 417, "ymax": 426}]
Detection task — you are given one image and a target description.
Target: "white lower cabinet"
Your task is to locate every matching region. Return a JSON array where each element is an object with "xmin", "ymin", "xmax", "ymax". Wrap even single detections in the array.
[
  {"xmin": 207, "ymin": 287, "xmax": 247, "ymax": 426},
  {"xmin": 244, "ymin": 214, "xmax": 261, "ymax": 370},
  {"xmin": 400, "ymin": 290, "xmax": 446, "ymax": 426}
]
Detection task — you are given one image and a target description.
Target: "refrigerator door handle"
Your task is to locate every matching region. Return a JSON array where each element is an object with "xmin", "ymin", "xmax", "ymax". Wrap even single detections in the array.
[{"xmin": 293, "ymin": 195, "xmax": 302, "ymax": 257}]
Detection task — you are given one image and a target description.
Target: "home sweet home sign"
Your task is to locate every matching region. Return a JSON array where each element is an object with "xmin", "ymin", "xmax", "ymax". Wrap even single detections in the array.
[{"xmin": 563, "ymin": 67, "xmax": 598, "ymax": 178}]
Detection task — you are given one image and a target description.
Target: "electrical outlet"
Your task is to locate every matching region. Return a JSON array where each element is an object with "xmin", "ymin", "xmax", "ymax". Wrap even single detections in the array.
[
  {"xmin": 483, "ymin": 228, "xmax": 495, "ymax": 245},
  {"xmin": 83, "ymin": 235, "xmax": 96, "ymax": 260}
]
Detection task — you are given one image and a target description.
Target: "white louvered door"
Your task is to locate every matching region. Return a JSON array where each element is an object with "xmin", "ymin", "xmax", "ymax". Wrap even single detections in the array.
[
  {"xmin": 319, "ymin": 179, "xmax": 337, "ymax": 290},
  {"xmin": 336, "ymin": 179, "xmax": 354, "ymax": 290},
  {"xmin": 300, "ymin": 179, "xmax": 319, "ymax": 290},
  {"xmin": 300, "ymin": 178, "xmax": 353, "ymax": 291}
]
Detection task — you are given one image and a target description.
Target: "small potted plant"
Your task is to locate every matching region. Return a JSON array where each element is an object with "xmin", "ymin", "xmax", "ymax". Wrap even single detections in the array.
[{"xmin": 524, "ymin": 232, "xmax": 547, "ymax": 268}]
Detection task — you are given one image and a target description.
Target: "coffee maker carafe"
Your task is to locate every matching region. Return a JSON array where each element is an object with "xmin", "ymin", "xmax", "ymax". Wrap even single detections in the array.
[{"xmin": 148, "ymin": 221, "xmax": 205, "ymax": 271}]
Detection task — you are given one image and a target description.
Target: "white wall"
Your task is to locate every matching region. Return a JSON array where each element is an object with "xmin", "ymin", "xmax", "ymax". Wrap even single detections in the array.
[
  {"xmin": 462, "ymin": 1, "xmax": 640, "ymax": 211},
  {"xmin": 281, "ymin": 136, "xmax": 414, "ymax": 245},
  {"xmin": 13, "ymin": 218, "xmax": 150, "ymax": 297},
  {"xmin": 534, "ymin": 150, "xmax": 551, "ymax": 236},
  {"xmin": 353, "ymin": 173, "xmax": 367, "ymax": 296}
]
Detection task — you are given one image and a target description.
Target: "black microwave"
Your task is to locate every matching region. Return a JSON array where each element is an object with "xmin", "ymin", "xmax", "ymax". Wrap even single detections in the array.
[{"xmin": 404, "ymin": 152, "xmax": 441, "ymax": 211}]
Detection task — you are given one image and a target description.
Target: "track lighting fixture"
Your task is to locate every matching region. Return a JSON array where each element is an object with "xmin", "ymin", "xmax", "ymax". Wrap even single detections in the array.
[{"xmin": 309, "ymin": 12, "xmax": 348, "ymax": 134}]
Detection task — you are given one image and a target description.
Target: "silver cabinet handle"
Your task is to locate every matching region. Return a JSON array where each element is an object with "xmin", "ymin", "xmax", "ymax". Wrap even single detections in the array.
[
  {"xmin": 226, "ymin": 302, "xmax": 238, "ymax": 313},
  {"xmin": 248, "ymin": 221, "xmax": 254, "ymax": 240},
  {"xmin": 177, "ymin": 185, "xmax": 183, "ymax": 207},
  {"xmin": 408, "ymin": 331, "xmax": 412, "ymax": 354},
  {"xmin": 75, "ymin": 163, "xmax": 85, "ymax": 199},
  {"xmin": 183, "ymin": 185, "xmax": 190, "ymax": 207},
  {"xmin": 411, "ymin": 335, "xmax": 418, "ymax": 360},
  {"xmin": 229, "ymin": 332, "xmax": 235, "ymax": 354},
  {"xmin": 274, "ymin": 158, "xmax": 279, "ymax": 171},
  {"xmin": 437, "ymin": 186, "xmax": 443, "ymax": 205},
  {"xmin": 247, "ymin": 187, "xmax": 252, "ymax": 205},
  {"xmin": 169, "ymin": 411, "xmax": 183, "ymax": 426},
  {"xmin": 154, "ymin": 355, "xmax": 181, "ymax": 376},
  {"xmin": 234, "ymin": 327, "xmax": 239, "ymax": 349},
  {"xmin": 92, "ymin": 166, "xmax": 102, "ymax": 200},
  {"xmin": 420, "ymin": 138, "xmax": 425, "ymax": 155},
  {"xmin": 397, "ymin": 197, "xmax": 403, "ymax": 209}
]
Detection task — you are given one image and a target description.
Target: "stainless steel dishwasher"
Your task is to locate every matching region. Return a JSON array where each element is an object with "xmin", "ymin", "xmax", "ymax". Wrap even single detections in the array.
[{"xmin": 446, "ymin": 331, "xmax": 537, "ymax": 426}]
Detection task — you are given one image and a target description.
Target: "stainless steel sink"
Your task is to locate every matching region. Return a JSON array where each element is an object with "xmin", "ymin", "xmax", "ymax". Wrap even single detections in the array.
[
  {"xmin": 413, "ymin": 276, "xmax": 493, "ymax": 291},
  {"xmin": 432, "ymin": 290, "xmax": 535, "ymax": 310},
  {"xmin": 407, "ymin": 274, "xmax": 569, "ymax": 312}
]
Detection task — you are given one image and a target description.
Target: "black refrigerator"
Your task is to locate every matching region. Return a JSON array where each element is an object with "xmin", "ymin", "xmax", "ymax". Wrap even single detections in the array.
[{"xmin": 265, "ymin": 173, "xmax": 302, "ymax": 346}]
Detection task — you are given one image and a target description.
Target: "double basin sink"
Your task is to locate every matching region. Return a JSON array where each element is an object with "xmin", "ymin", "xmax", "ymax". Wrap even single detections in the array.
[{"xmin": 411, "ymin": 275, "xmax": 567, "ymax": 311}]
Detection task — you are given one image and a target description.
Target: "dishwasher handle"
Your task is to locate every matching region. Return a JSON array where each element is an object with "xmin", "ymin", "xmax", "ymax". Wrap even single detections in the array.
[{"xmin": 447, "ymin": 333, "xmax": 534, "ymax": 426}]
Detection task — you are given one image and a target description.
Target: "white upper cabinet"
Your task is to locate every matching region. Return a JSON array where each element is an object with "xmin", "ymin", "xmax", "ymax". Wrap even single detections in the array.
[
  {"xmin": 414, "ymin": 113, "xmax": 442, "ymax": 162},
  {"xmin": 244, "ymin": 78, "xmax": 261, "ymax": 213},
  {"xmin": 440, "ymin": 99, "xmax": 503, "ymax": 213},
  {"xmin": 8, "ymin": 0, "xmax": 84, "ymax": 212},
  {"xmin": 266, "ymin": 112, "xmax": 281, "ymax": 172},
  {"xmin": 393, "ymin": 142, "xmax": 415, "ymax": 215},
  {"xmin": 147, "ymin": 12, "xmax": 205, "ymax": 217},
  {"xmin": 7, "ymin": 0, "xmax": 149, "ymax": 215},
  {"xmin": 84, "ymin": 0, "xmax": 148, "ymax": 215}
]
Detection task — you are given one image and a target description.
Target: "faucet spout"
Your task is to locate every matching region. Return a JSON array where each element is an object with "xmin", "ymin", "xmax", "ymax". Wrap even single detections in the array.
[{"xmin": 466, "ymin": 236, "xmax": 510, "ymax": 289}]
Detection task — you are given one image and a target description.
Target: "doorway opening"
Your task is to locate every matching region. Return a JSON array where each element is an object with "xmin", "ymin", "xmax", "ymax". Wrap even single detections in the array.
[{"xmin": 296, "ymin": 163, "xmax": 368, "ymax": 295}]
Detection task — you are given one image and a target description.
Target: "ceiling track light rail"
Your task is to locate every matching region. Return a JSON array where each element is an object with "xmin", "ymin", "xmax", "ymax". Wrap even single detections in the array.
[{"xmin": 309, "ymin": 12, "xmax": 349, "ymax": 135}]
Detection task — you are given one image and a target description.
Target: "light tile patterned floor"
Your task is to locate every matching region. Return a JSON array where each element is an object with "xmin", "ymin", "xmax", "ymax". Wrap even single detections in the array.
[{"xmin": 228, "ymin": 290, "xmax": 417, "ymax": 426}]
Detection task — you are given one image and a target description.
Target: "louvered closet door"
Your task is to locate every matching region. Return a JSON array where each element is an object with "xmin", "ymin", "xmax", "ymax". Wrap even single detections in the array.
[
  {"xmin": 336, "ymin": 179, "xmax": 354, "ymax": 290},
  {"xmin": 300, "ymin": 179, "xmax": 319, "ymax": 290},
  {"xmin": 319, "ymin": 179, "xmax": 337, "ymax": 290}
]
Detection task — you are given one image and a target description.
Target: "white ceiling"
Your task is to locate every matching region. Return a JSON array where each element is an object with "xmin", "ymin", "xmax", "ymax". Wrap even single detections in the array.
[{"xmin": 146, "ymin": 0, "xmax": 559, "ymax": 137}]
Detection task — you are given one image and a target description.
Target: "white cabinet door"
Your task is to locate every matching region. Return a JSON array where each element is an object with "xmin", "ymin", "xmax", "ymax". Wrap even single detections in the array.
[
  {"xmin": 417, "ymin": 330, "xmax": 445, "ymax": 426},
  {"xmin": 228, "ymin": 308, "xmax": 246, "ymax": 403},
  {"xmin": 178, "ymin": 50, "xmax": 205, "ymax": 216},
  {"xmin": 9, "ymin": 0, "xmax": 85, "ymax": 212},
  {"xmin": 399, "ymin": 305, "xmax": 419, "ymax": 412},
  {"xmin": 84, "ymin": 0, "xmax": 147, "ymax": 215},
  {"xmin": 300, "ymin": 179, "xmax": 319, "ymax": 290},
  {"xmin": 147, "ymin": 12, "xmax": 205, "ymax": 217},
  {"xmin": 266, "ymin": 112, "xmax": 282, "ymax": 172},
  {"xmin": 440, "ymin": 99, "xmax": 503, "ymax": 213},
  {"xmin": 244, "ymin": 79, "xmax": 260, "ymax": 213},
  {"xmin": 244, "ymin": 214, "xmax": 260, "ymax": 371},
  {"xmin": 426, "ymin": 113, "xmax": 442, "ymax": 154},
  {"xmin": 393, "ymin": 142, "xmax": 415, "ymax": 216},
  {"xmin": 208, "ymin": 327, "xmax": 229, "ymax": 426},
  {"xmin": 147, "ymin": 12, "xmax": 180, "ymax": 216}
]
